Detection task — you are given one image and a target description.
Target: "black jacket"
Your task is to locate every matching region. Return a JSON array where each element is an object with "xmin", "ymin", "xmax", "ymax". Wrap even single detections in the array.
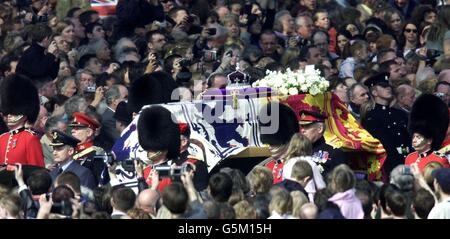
[
  {"xmin": 362, "ymin": 104, "xmax": 412, "ymax": 176},
  {"xmin": 116, "ymin": 0, "xmax": 165, "ymax": 38},
  {"xmin": 313, "ymin": 137, "xmax": 347, "ymax": 176},
  {"xmin": 16, "ymin": 42, "xmax": 59, "ymax": 80}
]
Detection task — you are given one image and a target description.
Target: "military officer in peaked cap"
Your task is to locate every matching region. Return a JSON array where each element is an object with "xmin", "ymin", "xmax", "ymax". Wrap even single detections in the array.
[
  {"xmin": 362, "ymin": 72, "xmax": 412, "ymax": 178},
  {"xmin": 69, "ymin": 112, "xmax": 109, "ymax": 187},
  {"xmin": 49, "ymin": 130, "xmax": 96, "ymax": 189},
  {"xmin": 298, "ymin": 109, "xmax": 347, "ymax": 176}
]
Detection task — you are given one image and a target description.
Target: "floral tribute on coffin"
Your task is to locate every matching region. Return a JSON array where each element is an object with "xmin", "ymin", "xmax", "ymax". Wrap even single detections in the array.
[
  {"xmin": 252, "ymin": 67, "xmax": 329, "ymax": 96},
  {"xmin": 253, "ymin": 68, "xmax": 387, "ymax": 181}
]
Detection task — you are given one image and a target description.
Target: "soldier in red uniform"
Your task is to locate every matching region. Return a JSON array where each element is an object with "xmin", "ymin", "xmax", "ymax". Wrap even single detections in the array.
[
  {"xmin": 0, "ymin": 74, "xmax": 44, "ymax": 167},
  {"xmin": 257, "ymin": 101, "xmax": 300, "ymax": 184},
  {"xmin": 69, "ymin": 111, "xmax": 108, "ymax": 186},
  {"xmin": 137, "ymin": 105, "xmax": 182, "ymax": 192},
  {"xmin": 405, "ymin": 94, "xmax": 450, "ymax": 172},
  {"xmin": 173, "ymin": 123, "xmax": 209, "ymax": 191}
]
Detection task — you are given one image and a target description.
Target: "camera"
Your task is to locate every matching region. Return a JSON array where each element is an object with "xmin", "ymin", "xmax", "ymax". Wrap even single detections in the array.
[
  {"xmin": 94, "ymin": 152, "xmax": 115, "ymax": 165},
  {"xmin": 203, "ymin": 50, "xmax": 217, "ymax": 62},
  {"xmin": 176, "ymin": 58, "xmax": 192, "ymax": 83},
  {"xmin": 179, "ymin": 58, "xmax": 191, "ymax": 68},
  {"xmin": 207, "ymin": 28, "xmax": 217, "ymax": 36},
  {"xmin": 84, "ymin": 84, "xmax": 96, "ymax": 93},
  {"xmin": 402, "ymin": 166, "xmax": 412, "ymax": 175},
  {"xmin": 154, "ymin": 163, "xmax": 194, "ymax": 179},
  {"xmin": 121, "ymin": 158, "xmax": 135, "ymax": 172},
  {"xmin": 51, "ymin": 200, "xmax": 73, "ymax": 217}
]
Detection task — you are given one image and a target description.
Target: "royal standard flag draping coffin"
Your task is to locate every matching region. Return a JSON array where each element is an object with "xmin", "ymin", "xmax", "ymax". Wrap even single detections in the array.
[
  {"xmin": 111, "ymin": 88, "xmax": 386, "ymax": 188},
  {"xmin": 284, "ymin": 93, "xmax": 386, "ymax": 181}
]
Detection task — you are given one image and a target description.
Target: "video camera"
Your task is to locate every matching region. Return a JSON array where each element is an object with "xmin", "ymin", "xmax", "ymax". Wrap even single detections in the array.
[
  {"xmin": 154, "ymin": 162, "xmax": 194, "ymax": 180},
  {"xmin": 93, "ymin": 153, "xmax": 135, "ymax": 172},
  {"xmin": 176, "ymin": 58, "xmax": 192, "ymax": 83},
  {"xmin": 51, "ymin": 200, "xmax": 73, "ymax": 217}
]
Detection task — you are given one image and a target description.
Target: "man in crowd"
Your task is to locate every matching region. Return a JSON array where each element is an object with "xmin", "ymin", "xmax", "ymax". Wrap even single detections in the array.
[
  {"xmin": 49, "ymin": 130, "xmax": 96, "ymax": 190},
  {"xmin": 347, "ymin": 83, "xmax": 370, "ymax": 121}
]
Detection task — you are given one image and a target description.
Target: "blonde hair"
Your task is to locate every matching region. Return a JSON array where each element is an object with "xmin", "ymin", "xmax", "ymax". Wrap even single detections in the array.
[
  {"xmin": 247, "ymin": 166, "xmax": 273, "ymax": 194},
  {"xmin": 0, "ymin": 194, "xmax": 23, "ymax": 219},
  {"xmin": 285, "ymin": 133, "xmax": 313, "ymax": 160},
  {"xmin": 291, "ymin": 160, "xmax": 313, "ymax": 181},
  {"xmin": 233, "ymin": 200, "xmax": 257, "ymax": 219},
  {"xmin": 423, "ymin": 161, "xmax": 443, "ymax": 188},
  {"xmin": 329, "ymin": 164, "xmax": 355, "ymax": 193},
  {"xmin": 290, "ymin": 191, "xmax": 309, "ymax": 218},
  {"xmin": 269, "ymin": 188, "xmax": 293, "ymax": 215},
  {"xmin": 127, "ymin": 208, "xmax": 152, "ymax": 219}
]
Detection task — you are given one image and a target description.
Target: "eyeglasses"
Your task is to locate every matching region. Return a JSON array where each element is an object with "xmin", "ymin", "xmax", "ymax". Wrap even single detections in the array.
[{"xmin": 404, "ymin": 29, "xmax": 417, "ymax": 33}]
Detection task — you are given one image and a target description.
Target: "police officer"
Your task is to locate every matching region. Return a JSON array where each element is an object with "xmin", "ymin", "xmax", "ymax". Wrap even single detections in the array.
[
  {"xmin": 298, "ymin": 109, "xmax": 347, "ymax": 176},
  {"xmin": 362, "ymin": 72, "xmax": 412, "ymax": 177},
  {"xmin": 69, "ymin": 112, "xmax": 108, "ymax": 186},
  {"xmin": 0, "ymin": 74, "xmax": 44, "ymax": 167},
  {"xmin": 49, "ymin": 130, "xmax": 96, "ymax": 190},
  {"xmin": 405, "ymin": 94, "xmax": 450, "ymax": 172}
]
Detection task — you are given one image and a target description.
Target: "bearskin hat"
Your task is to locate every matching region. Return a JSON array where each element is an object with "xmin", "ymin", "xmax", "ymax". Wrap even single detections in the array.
[
  {"xmin": 0, "ymin": 74, "xmax": 40, "ymax": 123},
  {"xmin": 259, "ymin": 101, "xmax": 299, "ymax": 146},
  {"xmin": 127, "ymin": 72, "xmax": 179, "ymax": 115},
  {"xmin": 137, "ymin": 106, "xmax": 180, "ymax": 160},
  {"xmin": 409, "ymin": 94, "xmax": 449, "ymax": 150}
]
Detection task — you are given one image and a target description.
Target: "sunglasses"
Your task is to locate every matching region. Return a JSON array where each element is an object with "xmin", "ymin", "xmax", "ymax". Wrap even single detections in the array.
[{"xmin": 405, "ymin": 28, "xmax": 417, "ymax": 33}]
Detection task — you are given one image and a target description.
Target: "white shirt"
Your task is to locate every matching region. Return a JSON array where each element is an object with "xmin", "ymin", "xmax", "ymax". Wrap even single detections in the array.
[
  {"xmin": 283, "ymin": 156, "xmax": 326, "ymax": 202},
  {"xmin": 428, "ymin": 199, "xmax": 450, "ymax": 219}
]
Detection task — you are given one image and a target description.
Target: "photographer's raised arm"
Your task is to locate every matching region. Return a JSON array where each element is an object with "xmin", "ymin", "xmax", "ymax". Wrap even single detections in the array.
[{"xmin": 180, "ymin": 168, "xmax": 201, "ymax": 203}]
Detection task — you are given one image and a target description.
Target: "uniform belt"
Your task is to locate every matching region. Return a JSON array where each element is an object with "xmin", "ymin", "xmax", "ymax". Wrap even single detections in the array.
[{"xmin": 396, "ymin": 147, "xmax": 410, "ymax": 155}]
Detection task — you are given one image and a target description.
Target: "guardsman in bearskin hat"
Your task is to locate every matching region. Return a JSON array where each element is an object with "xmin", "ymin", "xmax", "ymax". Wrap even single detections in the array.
[
  {"xmin": 258, "ymin": 101, "xmax": 299, "ymax": 184},
  {"xmin": 174, "ymin": 123, "xmax": 209, "ymax": 191},
  {"xmin": 69, "ymin": 112, "xmax": 108, "ymax": 186},
  {"xmin": 0, "ymin": 74, "xmax": 44, "ymax": 167},
  {"xmin": 49, "ymin": 130, "xmax": 96, "ymax": 189},
  {"xmin": 137, "ymin": 105, "xmax": 181, "ymax": 192},
  {"xmin": 405, "ymin": 94, "xmax": 450, "ymax": 172},
  {"xmin": 362, "ymin": 72, "xmax": 412, "ymax": 177},
  {"xmin": 298, "ymin": 108, "xmax": 347, "ymax": 176}
]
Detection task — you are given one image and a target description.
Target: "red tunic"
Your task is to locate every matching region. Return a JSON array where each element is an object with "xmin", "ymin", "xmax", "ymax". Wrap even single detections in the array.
[
  {"xmin": 0, "ymin": 128, "xmax": 44, "ymax": 167},
  {"xmin": 405, "ymin": 151, "xmax": 450, "ymax": 173},
  {"xmin": 265, "ymin": 159, "xmax": 284, "ymax": 184},
  {"xmin": 143, "ymin": 158, "xmax": 198, "ymax": 193}
]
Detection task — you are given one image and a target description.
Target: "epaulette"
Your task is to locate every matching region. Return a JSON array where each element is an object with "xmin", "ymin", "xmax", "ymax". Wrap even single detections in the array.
[
  {"xmin": 24, "ymin": 128, "xmax": 38, "ymax": 135},
  {"xmin": 433, "ymin": 151, "xmax": 446, "ymax": 158},
  {"xmin": 92, "ymin": 146, "xmax": 105, "ymax": 154},
  {"xmin": 73, "ymin": 147, "xmax": 96, "ymax": 160}
]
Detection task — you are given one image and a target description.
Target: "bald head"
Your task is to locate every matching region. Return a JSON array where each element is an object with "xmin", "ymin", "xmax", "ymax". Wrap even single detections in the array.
[
  {"xmin": 299, "ymin": 203, "xmax": 318, "ymax": 219},
  {"xmin": 137, "ymin": 189, "xmax": 160, "ymax": 216},
  {"xmin": 438, "ymin": 70, "xmax": 450, "ymax": 83}
]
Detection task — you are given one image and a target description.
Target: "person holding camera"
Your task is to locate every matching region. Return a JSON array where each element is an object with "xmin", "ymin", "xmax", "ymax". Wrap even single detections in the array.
[
  {"xmin": 175, "ymin": 123, "xmax": 209, "ymax": 191},
  {"xmin": 137, "ymin": 105, "xmax": 192, "ymax": 193},
  {"xmin": 49, "ymin": 130, "xmax": 96, "ymax": 190}
]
